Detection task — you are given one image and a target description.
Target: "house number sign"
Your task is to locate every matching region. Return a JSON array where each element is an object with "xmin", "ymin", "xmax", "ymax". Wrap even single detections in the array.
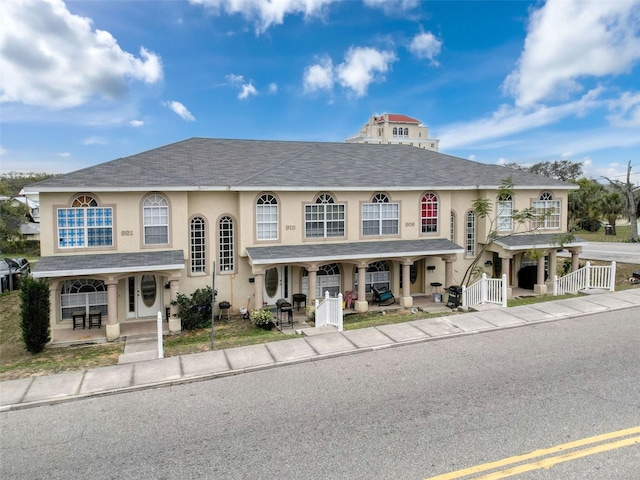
[{"xmin": 121, "ymin": 230, "xmax": 134, "ymax": 236}]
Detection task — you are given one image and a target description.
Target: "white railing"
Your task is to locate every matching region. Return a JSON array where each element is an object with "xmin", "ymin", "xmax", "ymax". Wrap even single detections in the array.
[
  {"xmin": 315, "ymin": 291, "xmax": 343, "ymax": 331},
  {"xmin": 462, "ymin": 273, "xmax": 507, "ymax": 308},
  {"xmin": 554, "ymin": 261, "xmax": 616, "ymax": 295}
]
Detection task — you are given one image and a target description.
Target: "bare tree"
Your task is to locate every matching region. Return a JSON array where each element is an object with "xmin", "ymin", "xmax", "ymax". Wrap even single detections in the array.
[{"xmin": 604, "ymin": 161, "xmax": 639, "ymax": 242}]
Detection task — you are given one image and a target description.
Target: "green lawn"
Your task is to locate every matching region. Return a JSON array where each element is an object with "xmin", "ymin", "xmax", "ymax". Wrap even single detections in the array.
[{"xmin": 572, "ymin": 224, "xmax": 635, "ymax": 242}]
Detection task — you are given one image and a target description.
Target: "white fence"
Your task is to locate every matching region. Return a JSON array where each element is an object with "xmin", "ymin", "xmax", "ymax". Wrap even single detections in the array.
[
  {"xmin": 553, "ymin": 261, "xmax": 616, "ymax": 295},
  {"xmin": 462, "ymin": 273, "xmax": 507, "ymax": 308},
  {"xmin": 315, "ymin": 291, "xmax": 343, "ymax": 331}
]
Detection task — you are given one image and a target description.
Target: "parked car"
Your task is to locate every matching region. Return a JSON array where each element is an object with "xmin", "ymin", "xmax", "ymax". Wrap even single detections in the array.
[{"xmin": 1, "ymin": 257, "xmax": 30, "ymax": 292}]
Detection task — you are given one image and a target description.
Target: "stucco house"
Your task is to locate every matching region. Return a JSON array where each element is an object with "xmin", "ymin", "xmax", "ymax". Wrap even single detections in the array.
[{"xmin": 25, "ymin": 138, "xmax": 584, "ymax": 344}]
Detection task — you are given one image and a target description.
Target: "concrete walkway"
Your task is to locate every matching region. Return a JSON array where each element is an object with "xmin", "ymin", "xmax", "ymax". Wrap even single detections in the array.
[{"xmin": 2, "ymin": 289, "xmax": 639, "ymax": 411}]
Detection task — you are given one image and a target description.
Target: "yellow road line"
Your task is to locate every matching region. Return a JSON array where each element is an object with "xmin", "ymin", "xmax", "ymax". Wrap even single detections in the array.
[{"xmin": 426, "ymin": 426, "xmax": 640, "ymax": 480}]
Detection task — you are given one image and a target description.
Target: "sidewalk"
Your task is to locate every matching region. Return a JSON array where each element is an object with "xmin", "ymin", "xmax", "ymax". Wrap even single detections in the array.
[{"xmin": 2, "ymin": 289, "xmax": 639, "ymax": 411}]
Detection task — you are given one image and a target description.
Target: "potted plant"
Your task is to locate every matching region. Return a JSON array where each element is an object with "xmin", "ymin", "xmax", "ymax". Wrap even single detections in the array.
[{"xmin": 250, "ymin": 307, "xmax": 274, "ymax": 330}]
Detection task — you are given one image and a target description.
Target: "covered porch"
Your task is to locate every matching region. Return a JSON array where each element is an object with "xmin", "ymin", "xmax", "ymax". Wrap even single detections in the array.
[
  {"xmin": 246, "ymin": 238, "xmax": 464, "ymax": 314},
  {"xmin": 32, "ymin": 250, "xmax": 185, "ymax": 344},
  {"xmin": 487, "ymin": 233, "xmax": 587, "ymax": 295}
]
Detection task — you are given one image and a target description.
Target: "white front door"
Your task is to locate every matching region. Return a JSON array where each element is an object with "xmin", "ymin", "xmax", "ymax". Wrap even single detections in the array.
[
  {"xmin": 263, "ymin": 266, "xmax": 289, "ymax": 304},
  {"xmin": 136, "ymin": 274, "xmax": 162, "ymax": 318}
]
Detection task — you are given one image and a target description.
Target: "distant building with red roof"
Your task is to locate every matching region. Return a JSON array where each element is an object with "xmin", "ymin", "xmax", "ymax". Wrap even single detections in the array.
[{"xmin": 346, "ymin": 113, "xmax": 439, "ymax": 151}]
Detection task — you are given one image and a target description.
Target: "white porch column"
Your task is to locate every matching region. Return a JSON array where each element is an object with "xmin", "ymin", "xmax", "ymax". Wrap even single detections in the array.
[
  {"xmin": 548, "ymin": 250, "xmax": 557, "ymax": 280},
  {"xmin": 501, "ymin": 256, "xmax": 512, "ymax": 298},
  {"xmin": 253, "ymin": 273, "xmax": 264, "ymax": 309},
  {"xmin": 443, "ymin": 256, "xmax": 455, "ymax": 288},
  {"xmin": 307, "ymin": 268, "xmax": 318, "ymax": 304},
  {"xmin": 105, "ymin": 280, "xmax": 120, "ymax": 341},
  {"xmin": 534, "ymin": 255, "xmax": 548, "ymax": 295},
  {"xmin": 400, "ymin": 261, "xmax": 413, "ymax": 308},
  {"xmin": 571, "ymin": 249, "xmax": 581, "ymax": 272},
  {"xmin": 355, "ymin": 265, "xmax": 368, "ymax": 313},
  {"xmin": 168, "ymin": 278, "xmax": 181, "ymax": 333}
]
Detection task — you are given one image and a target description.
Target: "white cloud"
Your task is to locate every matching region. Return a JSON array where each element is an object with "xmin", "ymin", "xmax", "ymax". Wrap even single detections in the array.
[
  {"xmin": 440, "ymin": 88, "xmax": 604, "ymax": 149},
  {"xmin": 268, "ymin": 82, "xmax": 278, "ymax": 94},
  {"xmin": 408, "ymin": 31, "xmax": 442, "ymax": 64},
  {"xmin": 0, "ymin": 0, "xmax": 163, "ymax": 109},
  {"xmin": 336, "ymin": 47, "xmax": 396, "ymax": 97},
  {"xmin": 58, "ymin": 152, "xmax": 70, "ymax": 157},
  {"xmin": 225, "ymin": 73, "xmax": 245, "ymax": 85},
  {"xmin": 503, "ymin": 0, "xmax": 640, "ymax": 107},
  {"xmin": 607, "ymin": 90, "xmax": 640, "ymax": 127},
  {"xmin": 303, "ymin": 57, "xmax": 334, "ymax": 93},
  {"xmin": 238, "ymin": 83, "xmax": 258, "ymax": 99},
  {"xmin": 363, "ymin": 0, "xmax": 419, "ymax": 15},
  {"xmin": 165, "ymin": 101, "xmax": 195, "ymax": 121},
  {"xmin": 0, "ymin": 146, "xmax": 7, "ymax": 156},
  {"xmin": 129, "ymin": 120, "xmax": 144, "ymax": 127},
  {"xmin": 191, "ymin": 0, "xmax": 335, "ymax": 34},
  {"xmin": 83, "ymin": 135, "xmax": 107, "ymax": 145}
]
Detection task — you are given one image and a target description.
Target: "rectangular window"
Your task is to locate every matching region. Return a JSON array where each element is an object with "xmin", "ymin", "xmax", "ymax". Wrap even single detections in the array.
[
  {"xmin": 305, "ymin": 204, "xmax": 345, "ymax": 238},
  {"xmin": 219, "ymin": 218, "xmax": 234, "ymax": 272},
  {"xmin": 466, "ymin": 213, "xmax": 476, "ymax": 257},
  {"xmin": 362, "ymin": 203, "xmax": 398, "ymax": 236},
  {"xmin": 497, "ymin": 200, "xmax": 513, "ymax": 231},
  {"xmin": 256, "ymin": 205, "xmax": 278, "ymax": 240},
  {"xmin": 144, "ymin": 205, "xmax": 169, "ymax": 244},
  {"xmin": 532, "ymin": 200, "xmax": 561, "ymax": 229},
  {"xmin": 58, "ymin": 207, "xmax": 113, "ymax": 248}
]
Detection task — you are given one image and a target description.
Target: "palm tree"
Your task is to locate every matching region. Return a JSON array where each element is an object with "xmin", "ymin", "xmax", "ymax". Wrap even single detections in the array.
[
  {"xmin": 604, "ymin": 161, "xmax": 639, "ymax": 242},
  {"xmin": 598, "ymin": 191, "xmax": 623, "ymax": 235}
]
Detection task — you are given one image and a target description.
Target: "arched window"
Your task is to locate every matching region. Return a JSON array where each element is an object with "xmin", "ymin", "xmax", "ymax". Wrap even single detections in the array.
[
  {"xmin": 143, "ymin": 194, "xmax": 169, "ymax": 245},
  {"xmin": 393, "ymin": 127, "xmax": 398, "ymax": 135},
  {"xmin": 256, "ymin": 194, "xmax": 278, "ymax": 240},
  {"xmin": 362, "ymin": 193, "xmax": 398, "ymax": 236},
  {"xmin": 497, "ymin": 194, "xmax": 513, "ymax": 231},
  {"xmin": 60, "ymin": 279, "xmax": 107, "ymax": 320},
  {"xmin": 532, "ymin": 192, "xmax": 560, "ymax": 229},
  {"xmin": 421, "ymin": 192, "xmax": 438, "ymax": 233},
  {"xmin": 450, "ymin": 211, "xmax": 456, "ymax": 243},
  {"xmin": 57, "ymin": 194, "xmax": 113, "ymax": 248},
  {"xmin": 302, "ymin": 263, "xmax": 341, "ymax": 297},
  {"xmin": 305, "ymin": 193, "xmax": 345, "ymax": 238},
  {"xmin": 219, "ymin": 216, "xmax": 235, "ymax": 272},
  {"xmin": 466, "ymin": 211, "xmax": 476, "ymax": 257},
  {"xmin": 354, "ymin": 261, "xmax": 391, "ymax": 293},
  {"xmin": 190, "ymin": 217, "xmax": 206, "ymax": 273},
  {"xmin": 404, "ymin": 128, "xmax": 409, "ymax": 136}
]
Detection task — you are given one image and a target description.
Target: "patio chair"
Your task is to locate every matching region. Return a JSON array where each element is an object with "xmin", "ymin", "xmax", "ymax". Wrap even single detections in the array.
[{"xmin": 371, "ymin": 285, "xmax": 395, "ymax": 306}]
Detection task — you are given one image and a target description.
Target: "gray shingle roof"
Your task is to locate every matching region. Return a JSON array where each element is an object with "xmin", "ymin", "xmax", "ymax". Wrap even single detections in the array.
[
  {"xmin": 247, "ymin": 238, "xmax": 464, "ymax": 265},
  {"xmin": 493, "ymin": 234, "xmax": 587, "ymax": 250},
  {"xmin": 32, "ymin": 250, "xmax": 185, "ymax": 278},
  {"xmin": 26, "ymin": 138, "xmax": 575, "ymax": 192}
]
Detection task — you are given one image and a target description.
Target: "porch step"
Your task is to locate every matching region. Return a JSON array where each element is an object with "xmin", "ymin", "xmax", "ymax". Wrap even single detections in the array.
[
  {"xmin": 117, "ymin": 335, "xmax": 160, "ymax": 364},
  {"xmin": 299, "ymin": 325, "xmax": 338, "ymax": 336}
]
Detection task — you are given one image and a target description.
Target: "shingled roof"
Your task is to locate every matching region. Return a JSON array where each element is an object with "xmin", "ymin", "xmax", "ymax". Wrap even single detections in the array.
[{"xmin": 26, "ymin": 138, "xmax": 575, "ymax": 193}]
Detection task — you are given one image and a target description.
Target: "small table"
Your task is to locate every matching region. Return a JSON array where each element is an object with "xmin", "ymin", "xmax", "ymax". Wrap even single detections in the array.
[
  {"xmin": 72, "ymin": 311, "xmax": 86, "ymax": 330},
  {"xmin": 88, "ymin": 310, "xmax": 102, "ymax": 329},
  {"xmin": 292, "ymin": 293, "xmax": 307, "ymax": 311}
]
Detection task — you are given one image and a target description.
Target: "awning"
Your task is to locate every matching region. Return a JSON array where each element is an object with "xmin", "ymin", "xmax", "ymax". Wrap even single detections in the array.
[
  {"xmin": 32, "ymin": 250, "xmax": 185, "ymax": 278},
  {"xmin": 492, "ymin": 233, "xmax": 587, "ymax": 251},
  {"xmin": 246, "ymin": 239, "xmax": 464, "ymax": 266}
]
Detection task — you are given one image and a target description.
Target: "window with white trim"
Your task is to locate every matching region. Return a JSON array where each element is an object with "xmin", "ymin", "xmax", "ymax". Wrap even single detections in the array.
[
  {"xmin": 143, "ymin": 194, "xmax": 169, "ymax": 245},
  {"xmin": 302, "ymin": 263, "xmax": 341, "ymax": 297},
  {"xmin": 497, "ymin": 194, "xmax": 513, "ymax": 231},
  {"xmin": 57, "ymin": 195, "xmax": 113, "ymax": 248},
  {"xmin": 466, "ymin": 211, "xmax": 476, "ymax": 257},
  {"xmin": 362, "ymin": 193, "xmax": 399, "ymax": 236},
  {"xmin": 60, "ymin": 279, "xmax": 107, "ymax": 320},
  {"xmin": 219, "ymin": 216, "xmax": 235, "ymax": 272},
  {"xmin": 450, "ymin": 211, "xmax": 456, "ymax": 243},
  {"xmin": 354, "ymin": 261, "xmax": 391, "ymax": 293},
  {"xmin": 190, "ymin": 217, "xmax": 206, "ymax": 273},
  {"xmin": 256, "ymin": 194, "xmax": 278, "ymax": 240},
  {"xmin": 305, "ymin": 194, "xmax": 345, "ymax": 238},
  {"xmin": 420, "ymin": 192, "xmax": 438, "ymax": 233},
  {"xmin": 532, "ymin": 192, "xmax": 561, "ymax": 229}
]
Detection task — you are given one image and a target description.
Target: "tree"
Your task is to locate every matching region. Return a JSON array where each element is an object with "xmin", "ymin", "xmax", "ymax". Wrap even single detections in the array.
[
  {"xmin": 568, "ymin": 178, "xmax": 605, "ymax": 232},
  {"xmin": 504, "ymin": 160, "xmax": 583, "ymax": 182},
  {"xmin": 20, "ymin": 276, "xmax": 51, "ymax": 353},
  {"xmin": 0, "ymin": 172, "xmax": 57, "ymax": 196},
  {"xmin": 461, "ymin": 177, "xmax": 573, "ymax": 286},
  {"xmin": 0, "ymin": 199, "xmax": 30, "ymax": 242},
  {"xmin": 598, "ymin": 191, "xmax": 624, "ymax": 235},
  {"xmin": 604, "ymin": 161, "xmax": 639, "ymax": 242}
]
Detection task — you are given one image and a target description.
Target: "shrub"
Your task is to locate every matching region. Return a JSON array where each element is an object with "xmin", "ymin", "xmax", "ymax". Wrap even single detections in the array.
[
  {"xmin": 20, "ymin": 276, "xmax": 50, "ymax": 353},
  {"xmin": 171, "ymin": 286, "xmax": 216, "ymax": 330},
  {"xmin": 249, "ymin": 307, "xmax": 273, "ymax": 327}
]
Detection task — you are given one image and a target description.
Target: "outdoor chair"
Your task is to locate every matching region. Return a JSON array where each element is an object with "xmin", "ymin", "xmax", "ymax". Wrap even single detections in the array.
[{"xmin": 371, "ymin": 285, "xmax": 395, "ymax": 306}]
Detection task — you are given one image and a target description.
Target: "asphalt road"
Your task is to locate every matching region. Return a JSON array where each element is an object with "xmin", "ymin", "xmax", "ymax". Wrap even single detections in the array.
[
  {"xmin": 1, "ymin": 309, "xmax": 639, "ymax": 479},
  {"xmin": 559, "ymin": 241, "xmax": 640, "ymax": 265}
]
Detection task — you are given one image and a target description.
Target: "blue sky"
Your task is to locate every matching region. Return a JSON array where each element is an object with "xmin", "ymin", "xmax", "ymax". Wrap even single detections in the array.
[{"xmin": 1, "ymin": 0, "xmax": 639, "ymax": 185}]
